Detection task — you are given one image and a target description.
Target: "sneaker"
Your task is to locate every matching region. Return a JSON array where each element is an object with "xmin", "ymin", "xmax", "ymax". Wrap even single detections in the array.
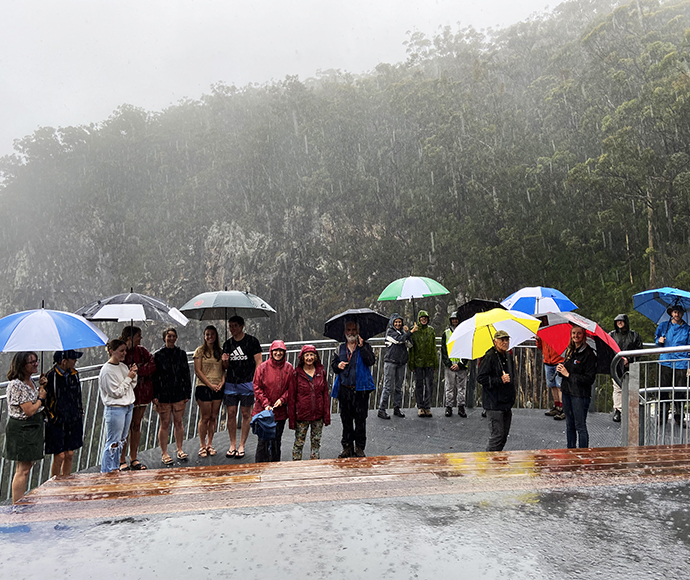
[
  {"xmin": 418, "ymin": 408, "xmax": 425, "ymax": 417},
  {"xmin": 394, "ymin": 407, "xmax": 406, "ymax": 418},
  {"xmin": 338, "ymin": 445, "xmax": 353, "ymax": 458},
  {"xmin": 445, "ymin": 406, "xmax": 453, "ymax": 417},
  {"xmin": 612, "ymin": 409, "xmax": 621, "ymax": 423},
  {"xmin": 481, "ymin": 410, "xmax": 487, "ymax": 418},
  {"xmin": 544, "ymin": 406, "xmax": 559, "ymax": 417},
  {"xmin": 425, "ymin": 408, "xmax": 433, "ymax": 418},
  {"xmin": 378, "ymin": 409, "xmax": 391, "ymax": 420},
  {"xmin": 354, "ymin": 446, "xmax": 366, "ymax": 458},
  {"xmin": 458, "ymin": 406, "xmax": 467, "ymax": 418},
  {"xmin": 554, "ymin": 411, "xmax": 566, "ymax": 421}
]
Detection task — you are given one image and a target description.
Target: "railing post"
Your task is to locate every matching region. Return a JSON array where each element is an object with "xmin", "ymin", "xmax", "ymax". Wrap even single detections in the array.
[{"xmin": 622, "ymin": 362, "xmax": 640, "ymax": 447}]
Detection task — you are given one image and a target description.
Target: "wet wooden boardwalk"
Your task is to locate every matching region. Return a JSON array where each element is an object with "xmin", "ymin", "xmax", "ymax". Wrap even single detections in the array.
[{"xmin": 3, "ymin": 444, "xmax": 690, "ymax": 524}]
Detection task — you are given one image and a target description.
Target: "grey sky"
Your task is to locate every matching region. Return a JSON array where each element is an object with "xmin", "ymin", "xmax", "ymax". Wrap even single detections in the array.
[{"xmin": 0, "ymin": 0, "xmax": 551, "ymax": 157}]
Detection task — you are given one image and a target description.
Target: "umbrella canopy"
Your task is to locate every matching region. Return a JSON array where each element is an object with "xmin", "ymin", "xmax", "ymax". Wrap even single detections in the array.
[
  {"xmin": 447, "ymin": 308, "xmax": 540, "ymax": 360},
  {"xmin": 179, "ymin": 290, "xmax": 276, "ymax": 320},
  {"xmin": 501, "ymin": 286, "xmax": 577, "ymax": 315},
  {"xmin": 323, "ymin": 308, "xmax": 389, "ymax": 341},
  {"xmin": 633, "ymin": 287, "xmax": 690, "ymax": 324},
  {"xmin": 0, "ymin": 309, "xmax": 108, "ymax": 352},
  {"xmin": 76, "ymin": 291, "xmax": 188, "ymax": 325},
  {"xmin": 455, "ymin": 299, "xmax": 505, "ymax": 323},
  {"xmin": 378, "ymin": 276, "xmax": 450, "ymax": 301},
  {"xmin": 537, "ymin": 311, "xmax": 620, "ymax": 374}
]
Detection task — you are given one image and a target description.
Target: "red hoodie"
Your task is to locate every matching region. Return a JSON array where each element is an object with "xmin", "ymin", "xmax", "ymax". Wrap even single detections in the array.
[{"xmin": 252, "ymin": 340, "xmax": 294, "ymax": 421}]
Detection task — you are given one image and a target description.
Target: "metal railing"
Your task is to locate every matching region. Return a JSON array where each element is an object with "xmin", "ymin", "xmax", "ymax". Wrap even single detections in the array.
[
  {"xmin": 613, "ymin": 345, "xmax": 690, "ymax": 446},
  {"xmin": 0, "ymin": 338, "xmax": 615, "ymax": 501}
]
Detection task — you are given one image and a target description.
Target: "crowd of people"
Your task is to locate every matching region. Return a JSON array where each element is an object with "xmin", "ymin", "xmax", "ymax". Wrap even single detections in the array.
[{"xmin": 6, "ymin": 305, "xmax": 684, "ymax": 504}]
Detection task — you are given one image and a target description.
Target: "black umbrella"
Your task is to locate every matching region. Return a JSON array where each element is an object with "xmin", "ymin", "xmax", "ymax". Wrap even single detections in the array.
[
  {"xmin": 76, "ymin": 289, "xmax": 188, "ymax": 326},
  {"xmin": 455, "ymin": 299, "xmax": 505, "ymax": 323},
  {"xmin": 323, "ymin": 308, "xmax": 389, "ymax": 341}
]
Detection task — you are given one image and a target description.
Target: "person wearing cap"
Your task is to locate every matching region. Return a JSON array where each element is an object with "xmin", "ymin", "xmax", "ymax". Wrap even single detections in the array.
[
  {"xmin": 609, "ymin": 313, "xmax": 643, "ymax": 422},
  {"xmin": 408, "ymin": 310, "xmax": 438, "ymax": 417},
  {"xmin": 252, "ymin": 340, "xmax": 295, "ymax": 462},
  {"xmin": 289, "ymin": 345, "xmax": 331, "ymax": 460},
  {"xmin": 655, "ymin": 305, "xmax": 690, "ymax": 425},
  {"xmin": 477, "ymin": 330, "xmax": 515, "ymax": 451},
  {"xmin": 442, "ymin": 311, "xmax": 468, "ymax": 418},
  {"xmin": 378, "ymin": 313, "xmax": 416, "ymax": 419},
  {"xmin": 44, "ymin": 350, "xmax": 84, "ymax": 478}
]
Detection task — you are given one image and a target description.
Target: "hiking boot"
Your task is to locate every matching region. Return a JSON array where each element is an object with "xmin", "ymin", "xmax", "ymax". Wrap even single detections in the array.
[
  {"xmin": 545, "ymin": 406, "xmax": 559, "ymax": 417},
  {"xmin": 425, "ymin": 408, "xmax": 433, "ymax": 418},
  {"xmin": 458, "ymin": 406, "xmax": 467, "ymax": 418},
  {"xmin": 418, "ymin": 408, "xmax": 425, "ymax": 417},
  {"xmin": 554, "ymin": 411, "xmax": 566, "ymax": 421},
  {"xmin": 394, "ymin": 407, "xmax": 405, "ymax": 418},
  {"xmin": 445, "ymin": 406, "xmax": 453, "ymax": 417},
  {"xmin": 338, "ymin": 445, "xmax": 353, "ymax": 459},
  {"xmin": 378, "ymin": 409, "xmax": 391, "ymax": 420},
  {"xmin": 354, "ymin": 446, "xmax": 366, "ymax": 458},
  {"xmin": 612, "ymin": 409, "xmax": 621, "ymax": 423}
]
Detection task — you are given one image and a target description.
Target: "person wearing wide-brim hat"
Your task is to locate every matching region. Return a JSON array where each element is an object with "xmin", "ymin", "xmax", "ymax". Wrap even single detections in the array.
[
  {"xmin": 477, "ymin": 330, "xmax": 516, "ymax": 452},
  {"xmin": 655, "ymin": 304, "xmax": 690, "ymax": 425},
  {"xmin": 44, "ymin": 349, "xmax": 85, "ymax": 478}
]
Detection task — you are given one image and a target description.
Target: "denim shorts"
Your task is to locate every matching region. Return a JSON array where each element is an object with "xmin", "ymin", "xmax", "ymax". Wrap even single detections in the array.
[{"xmin": 545, "ymin": 364, "xmax": 562, "ymax": 388}]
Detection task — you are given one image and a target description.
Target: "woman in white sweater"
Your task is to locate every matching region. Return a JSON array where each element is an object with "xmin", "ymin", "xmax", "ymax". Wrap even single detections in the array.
[{"xmin": 99, "ymin": 338, "xmax": 138, "ymax": 472}]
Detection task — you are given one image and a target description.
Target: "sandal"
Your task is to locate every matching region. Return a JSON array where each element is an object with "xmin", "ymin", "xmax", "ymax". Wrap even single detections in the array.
[
  {"xmin": 162, "ymin": 453, "xmax": 174, "ymax": 466},
  {"xmin": 119, "ymin": 462, "xmax": 130, "ymax": 472},
  {"xmin": 207, "ymin": 446, "xmax": 217, "ymax": 456},
  {"xmin": 237, "ymin": 449, "xmax": 245, "ymax": 459},
  {"xmin": 198, "ymin": 447, "xmax": 208, "ymax": 458},
  {"xmin": 130, "ymin": 460, "xmax": 147, "ymax": 470},
  {"xmin": 177, "ymin": 450, "xmax": 189, "ymax": 461},
  {"xmin": 226, "ymin": 448, "xmax": 238, "ymax": 458}
]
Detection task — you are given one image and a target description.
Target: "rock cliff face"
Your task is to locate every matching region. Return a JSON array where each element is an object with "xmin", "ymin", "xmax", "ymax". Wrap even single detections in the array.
[{"xmin": 3, "ymin": 1, "xmax": 689, "ymax": 345}]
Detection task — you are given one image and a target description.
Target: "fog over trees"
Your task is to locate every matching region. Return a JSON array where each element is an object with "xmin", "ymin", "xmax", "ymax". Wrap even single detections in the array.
[{"xmin": 2, "ymin": 0, "xmax": 689, "ymax": 343}]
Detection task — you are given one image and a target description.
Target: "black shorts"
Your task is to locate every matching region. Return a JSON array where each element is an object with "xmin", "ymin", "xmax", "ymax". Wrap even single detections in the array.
[
  {"xmin": 223, "ymin": 393, "xmax": 255, "ymax": 408},
  {"xmin": 195, "ymin": 385, "xmax": 224, "ymax": 402},
  {"xmin": 45, "ymin": 419, "xmax": 84, "ymax": 455}
]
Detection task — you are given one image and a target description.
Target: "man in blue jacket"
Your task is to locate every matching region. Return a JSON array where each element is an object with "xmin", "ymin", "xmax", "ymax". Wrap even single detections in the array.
[
  {"xmin": 655, "ymin": 305, "xmax": 690, "ymax": 425},
  {"xmin": 331, "ymin": 320, "xmax": 376, "ymax": 458}
]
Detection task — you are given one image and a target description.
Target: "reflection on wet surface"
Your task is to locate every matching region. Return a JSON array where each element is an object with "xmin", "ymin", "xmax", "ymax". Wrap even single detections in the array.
[{"xmin": 1, "ymin": 445, "xmax": 690, "ymax": 578}]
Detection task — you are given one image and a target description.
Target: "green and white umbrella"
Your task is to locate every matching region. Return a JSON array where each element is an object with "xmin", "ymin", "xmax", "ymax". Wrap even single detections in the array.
[{"xmin": 378, "ymin": 276, "xmax": 450, "ymax": 319}]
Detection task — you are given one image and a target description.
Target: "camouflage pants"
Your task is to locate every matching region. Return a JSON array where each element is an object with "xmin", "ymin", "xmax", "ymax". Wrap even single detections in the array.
[{"xmin": 293, "ymin": 420, "xmax": 324, "ymax": 460}]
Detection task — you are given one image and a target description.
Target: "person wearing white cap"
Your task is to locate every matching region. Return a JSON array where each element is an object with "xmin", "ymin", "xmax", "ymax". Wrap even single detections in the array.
[{"xmin": 477, "ymin": 330, "xmax": 515, "ymax": 451}]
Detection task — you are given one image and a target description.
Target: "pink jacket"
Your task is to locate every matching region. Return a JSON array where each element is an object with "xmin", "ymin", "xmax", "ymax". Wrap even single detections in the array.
[{"xmin": 252, "ymin": 340, "xmax": 294, "ymax": 421}]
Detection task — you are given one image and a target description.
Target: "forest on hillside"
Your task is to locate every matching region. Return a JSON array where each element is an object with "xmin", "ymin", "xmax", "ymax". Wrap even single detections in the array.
[{"xmin": 2, "ymin": 0, "xmax": 690, "ymax": 343}]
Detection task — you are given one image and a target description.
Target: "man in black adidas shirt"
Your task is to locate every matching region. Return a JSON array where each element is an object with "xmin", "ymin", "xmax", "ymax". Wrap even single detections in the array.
[{"xmin": 221, "ymin": 315, "xmax": 263, "ymax": 458}]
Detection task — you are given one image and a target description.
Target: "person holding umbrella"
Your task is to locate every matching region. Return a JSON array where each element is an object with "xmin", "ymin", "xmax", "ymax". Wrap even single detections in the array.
[
  {"xmin": 655, "ymin": 305, "xmax": 690, "ymax": 425},
  {"xmin": 153, "ymin": 327, "xmax": 192, "ymax": 465},
  {"xmin": 557, "ymin": 325, "xmax": 597, "ymax": 449},
  {"xmin": 44, "ymin": 350, "xmax": 84, "ymax": 477},
  {"xmin": 3, "ymin": 352, "xmax": 48, "ymax": 503},
  {"xmin": 408, "ymin": 310, "xmax": 438, "ymax": 417},
  {"xmin": 331, "ymin": 319, "xmax": 376, "ymax": 458},
  {"xmin": 118, "ymin": 326, "xmax": 156, "ymax": 470}
]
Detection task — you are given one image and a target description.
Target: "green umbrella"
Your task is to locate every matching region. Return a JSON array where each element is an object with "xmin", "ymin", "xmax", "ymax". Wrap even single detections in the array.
[{"xmin": 377, "ymin": 276, "xmax": 450, "ymax": 319}]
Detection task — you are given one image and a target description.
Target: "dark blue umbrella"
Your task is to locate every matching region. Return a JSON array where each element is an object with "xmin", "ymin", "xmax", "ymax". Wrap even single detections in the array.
[{"xmin": 633, "ymin": 287, "xmax": 690, "ymax": 324}]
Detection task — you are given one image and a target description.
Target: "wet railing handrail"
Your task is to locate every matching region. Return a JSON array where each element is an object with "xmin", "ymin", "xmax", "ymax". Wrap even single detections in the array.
[{"xmin": 610, "ymin": 345, "xmax": 690, "ymax": 387}]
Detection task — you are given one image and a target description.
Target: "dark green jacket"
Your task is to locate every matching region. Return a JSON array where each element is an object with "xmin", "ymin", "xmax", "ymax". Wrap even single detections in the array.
[{"xmin": 408, "ymin": 311, "xmax": 438, "ymax": 370}]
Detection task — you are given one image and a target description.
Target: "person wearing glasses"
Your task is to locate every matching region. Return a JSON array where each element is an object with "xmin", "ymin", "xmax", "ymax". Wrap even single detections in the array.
[
  {"xmin": 477, "ymin": 330, "xmax": 515, "ymax": 452},
  {"xmin": 3, "ymin": 352, "xmax": 48, "ymax": 503}
]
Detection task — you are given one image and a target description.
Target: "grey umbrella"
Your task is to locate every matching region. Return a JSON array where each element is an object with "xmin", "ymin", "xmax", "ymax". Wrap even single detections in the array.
[{"xmin": 179, "ymin": 290, "xmax": 276, "ymax": 321}]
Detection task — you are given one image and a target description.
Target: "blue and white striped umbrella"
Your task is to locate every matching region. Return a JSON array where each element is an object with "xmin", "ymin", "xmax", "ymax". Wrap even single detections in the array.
[
  {"xmin": 0, "ymin": 309, "xmax": 108, "ymax": 352},
  {"xmin": 501, "ymin": 286, "xmax": 577, "ymax": 315}
]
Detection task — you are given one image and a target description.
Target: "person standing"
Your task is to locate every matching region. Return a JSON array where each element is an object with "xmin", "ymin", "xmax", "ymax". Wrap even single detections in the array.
[
  {"xmin": 119, "ymin": 326, "xmax": 155, "ymax": 471},
  {"xmin": 609, "ymin": 313, "xmax": 643, "ymax": 422},
  {"xmin": 289, "ymin": 345, "xmax": 331, "ymax": 460},
  {"xmin": 193, "ymin": 325, "xmax": 224, "ymax": 457},
  {"xmin": 655, "ymin": 306, "xmax": 690, "ymax": 425},
  {"xmin": 153, "ymin": 327, "xmax": 192, "ymax": 465},
  {"xmin": 4, "ymin": 352, "xmax": 47, "ymax": 503},
  {"xmin": 378, "ymin": 313, "xmax": 416, "ymax": 419},
  {"xmin": 408, "ymin": 310, "xmax": 438, "ymax": 417},
  {"xmin": 477, "ymin": 330, "xmax": 515, "ymax": 452},
  {"xmin": 44, "ymin": 350, "xmax": 84, "ymax": 477},
  {"xmin": 558, "ymin": 325, "xmax": 597, "ymax": 449},
  {"xmin": 331, "ymin": 319, "xmax": 376, "ymax": 458},
  {"xmin": 536, "ymin": 336, "xmax": 565, "ymax": 421},
  {"xmin": 442, "ymin": 311, "xmax": 468, "ymax": 418},
  {"xmin": 253, "ymin": 340, "xmax": 294, "ymax": 462},
  {"xmin": 222, "ymin": 315, "xmax": 263, "ymax": 459}
]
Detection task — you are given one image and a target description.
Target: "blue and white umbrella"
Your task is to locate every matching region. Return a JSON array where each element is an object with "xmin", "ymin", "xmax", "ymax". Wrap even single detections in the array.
[
  {"xmin": 501, "ymin": 286, "xmax": 577, "ymax": 315},
  {"xmin": 0, "ymin": 309, "xmax": 108, "ymax": 352},
  {"xmin": 633, "ymin": 287, "xmax": 690, "ymax": 324}
]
